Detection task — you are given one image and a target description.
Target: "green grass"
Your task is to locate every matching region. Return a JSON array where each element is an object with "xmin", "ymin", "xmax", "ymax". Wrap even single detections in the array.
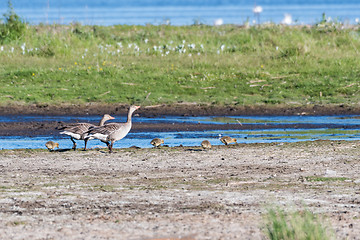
[
  {"xmin": 8, "ymin": 221, "xmax": 27, "ymax": 226},
  {"xmin": 305, "ymin": 176, "xmax": 348, "ymax": 182},
  {"xmin": 1, "ymin": 20, "xmax": 360, "ymax": 107},
  {"xmin": 265, "ymin": 208, "xmax": 335, "ymax": 240},
  {"xmin": 90, "ymin": 185, "xmax": 117, "ymax": 192}
]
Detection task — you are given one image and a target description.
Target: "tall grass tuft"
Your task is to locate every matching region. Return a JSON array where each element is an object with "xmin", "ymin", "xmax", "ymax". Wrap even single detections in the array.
[
  {"xmin": 0, "ymin": 0, "xmax": 26, "ymax": 43},
  {"xmin": 265, "ymin": 208, "xmax": 334, "ymax": 240}
]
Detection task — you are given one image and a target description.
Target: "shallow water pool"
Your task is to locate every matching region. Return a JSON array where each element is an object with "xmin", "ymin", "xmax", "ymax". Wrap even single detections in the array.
[{"xmin": 1, "ymin": 114, "xmax": 360, "ymax": 150}]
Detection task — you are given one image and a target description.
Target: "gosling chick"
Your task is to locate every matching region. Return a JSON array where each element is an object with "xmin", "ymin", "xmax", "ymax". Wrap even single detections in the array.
[
  {"xmin": 201, "ymin": 140, "xmax": 212, "ymax": 149},
  {"xmin": 45, "ymin": 141, "xmax": 59, "ymax": 151},
  {"xmin": 220, "ymin": 136, "xmax": 237, "ymax": 145},
  {"xmin": 150, "ymin": 138, "xmax": 164, "ymax": 147}
]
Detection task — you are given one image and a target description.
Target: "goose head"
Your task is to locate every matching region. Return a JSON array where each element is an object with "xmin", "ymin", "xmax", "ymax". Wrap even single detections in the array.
[
  {"xmin": 103, "ymin": 114, "xmax": 115, "ymax": 121},
  {"xmin": 129, "ymin": 105, "xmax": 141, "ymax": 114},
  {"xmin": 99, "ymin": 114, "xmax": 115, "ymax": 126}
]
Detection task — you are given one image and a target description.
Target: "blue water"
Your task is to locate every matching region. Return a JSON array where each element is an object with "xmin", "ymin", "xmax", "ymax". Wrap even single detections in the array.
[
  {"xmin": 1, "ymin": 114, "xmax": 360, "ymax": 125},
  {"xmin": 1, "ymin": 115, "xmax": 360, "ymax": 150},
  {"xmin": 1, "ymin": 0, "xmax": 359, "ymax": 25},
  {"xmin": 1, "ymin": 128, "xmax": 360, "ymax": 150},
  {"xmin": 0, "ymin": 114, "xmax": 360, "ymax": 126}
]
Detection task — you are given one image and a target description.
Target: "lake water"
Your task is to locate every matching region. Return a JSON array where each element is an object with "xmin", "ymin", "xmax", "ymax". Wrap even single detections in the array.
[
  {"xmin": 1, "ymin": 0, "xmax": 359, "ymax": 25},
  {"xmin": 1, "ymin": 115, "xmax": 360, "ymax": 150}
]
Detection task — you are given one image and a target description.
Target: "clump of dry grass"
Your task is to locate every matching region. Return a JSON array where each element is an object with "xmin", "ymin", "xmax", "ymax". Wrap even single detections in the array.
[{"xmin": 265, "ymin": 208, "xmax": 335, "ymax": 240}]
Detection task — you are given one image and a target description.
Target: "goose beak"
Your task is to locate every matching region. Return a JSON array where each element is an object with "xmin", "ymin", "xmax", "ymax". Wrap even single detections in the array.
[
  {"xmin": 135, "ymin": 106, "xmax": 141, "ymax": 110},
  {"xmin": 109, "ymin": 115, "xmax": 115, "ymax": 120}
]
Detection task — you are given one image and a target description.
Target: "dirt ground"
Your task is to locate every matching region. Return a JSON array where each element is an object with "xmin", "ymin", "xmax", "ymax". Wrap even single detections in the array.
[
  {"xmin": 1, "ymin": 102, "xmax": 359, "ymax": 116},
  {"xmin": 0, "ymin": 141, "xmax": 359, "ymax": 240}
]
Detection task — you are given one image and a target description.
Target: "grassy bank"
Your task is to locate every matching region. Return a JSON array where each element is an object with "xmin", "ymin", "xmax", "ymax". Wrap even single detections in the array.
[{"xmin": 1, "ymin": 14, "xmax": 360, "ymax": 107}]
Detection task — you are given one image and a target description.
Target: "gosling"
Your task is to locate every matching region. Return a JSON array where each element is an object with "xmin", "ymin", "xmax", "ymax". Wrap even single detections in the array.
[
  {"xmin": 150, "ymin": 138, "xmax": 164, "ymax": 147},
  {"xmin": 45, "ymin": 141, "xmax": 59, "ymax": 151},
  {"xmin": 220, "ymin": 136, "xmax": 237, "ymax": 145},
  {"xmin": 201, "ymin": 140, "xmax": 212, "ymax": 149}
]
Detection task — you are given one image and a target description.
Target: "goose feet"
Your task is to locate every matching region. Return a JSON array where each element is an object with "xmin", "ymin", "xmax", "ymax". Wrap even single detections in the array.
[
  {"xmin": 71, "ymin": 138, "xmax": 77, "ymax": 151},
  {"xmin": 83, "ymin": 139, "xmax": 89, "ymax": 151},
  {"xmin": 103, "ymin": 141, "xmax": 113, "ymax": 153},
  {"xmin": 109, "ymin": 142, "xmax": 114, "ymax": 153}
]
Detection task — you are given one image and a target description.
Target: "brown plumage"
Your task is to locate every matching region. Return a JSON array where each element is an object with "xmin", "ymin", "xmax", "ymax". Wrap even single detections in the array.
[
  {"xmin": 45, "ymin": 141, "xmax": 59, "ymax": 151},
  {"xmin": 151, "ymin": 138, "xmax": 164, "ymax": 147},
  {"xmin": 201, "ymin": 140, "xmax": 212, "ymax": 149},
  {"xmin": 58, "ymin": 114, "xmax": 115, "ymax": 150},
  {"xmin": 220, "ymin": 136, "xmax": 237, "ymax": 145},
  {"xmin": 86, "ymin": 105, "xmax": 140, "ymax": 153}
]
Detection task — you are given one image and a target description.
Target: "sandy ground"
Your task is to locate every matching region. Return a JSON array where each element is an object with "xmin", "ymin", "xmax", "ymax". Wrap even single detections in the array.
[{"xmin": 0, "ymin": 141, "xmax": 360, "ymax": 240}]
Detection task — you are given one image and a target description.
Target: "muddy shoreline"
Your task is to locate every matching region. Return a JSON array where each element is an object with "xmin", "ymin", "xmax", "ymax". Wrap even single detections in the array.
[
  {"xmin": 1, "ymin": 121, "xmax": 360, "ymax": 137},
  {"xmin": 1, "ymin": 103, "xmax": 360, "ymax": 116},
  {"xmin": 1, "ymin": 103, "xmax": 360, "ymax": 137}
]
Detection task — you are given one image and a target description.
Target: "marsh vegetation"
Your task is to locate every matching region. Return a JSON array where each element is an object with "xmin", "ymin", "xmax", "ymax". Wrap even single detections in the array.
[{"xmin": 1, "ymin": 6, "xmax": 360, "ymax": 107}]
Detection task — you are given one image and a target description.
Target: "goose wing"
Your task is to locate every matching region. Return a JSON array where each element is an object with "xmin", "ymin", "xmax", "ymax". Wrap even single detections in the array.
[
  {"xmin": 88, "ymin": 123, "xmax": 125, "ymax": 135},
  {"xmin": 86, "ymin": 123, "xmax": 127, "ymax": 142},
  {"xmin": 59, "ymin": 123, "xmax": 94, "ymax": 135}
]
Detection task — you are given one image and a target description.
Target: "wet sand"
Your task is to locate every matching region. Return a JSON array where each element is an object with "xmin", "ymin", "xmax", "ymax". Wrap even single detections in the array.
[{"xmin": 0, "ymin": 141, "xmax": 359, "ymax": 239}]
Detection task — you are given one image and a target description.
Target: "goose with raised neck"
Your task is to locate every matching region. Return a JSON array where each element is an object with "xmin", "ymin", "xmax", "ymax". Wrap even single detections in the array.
[{"xmin": 86, "ymin": 105, "xmax": 140, "ymax": 153}]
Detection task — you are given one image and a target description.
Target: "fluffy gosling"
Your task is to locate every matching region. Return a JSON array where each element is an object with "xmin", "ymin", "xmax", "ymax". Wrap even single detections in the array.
[
  {"xmin": 220, "ymin": 136, "xmax": 237, "ymax": 145},
  {"xmin": 201, "ymin": 140, "xmax": 212, "ymax": 149},
  {"xmin": 45, "ymin": 141, "xmax": 59, "ymax": 151},
  {"xmin": 150, "ymin": 138, "xmax": 164, "ymax": 147}
]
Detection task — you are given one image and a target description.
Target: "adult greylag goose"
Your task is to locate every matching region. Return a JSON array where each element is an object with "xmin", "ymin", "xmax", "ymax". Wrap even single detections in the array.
[
  {"xmin": 201, "ymin": 140, "xmax": 212, "ymax": 149},
  {"xmin": 220, "ymin": 136, "xmax": 237, "ymax": 145},
  {"xmin": 85, "ymin": 105, "xmax": 140, "ymax": 153},
  {"xmin": 150, "ymin": 138, "xmax": 164, "ymax": 147},
  {"xmin": 58, "ymin": 114, "xmax": 115, "ymax": 150},
  {"xmin": 45, "ymin": 141, "xmax": 59, "ymax": 151}
]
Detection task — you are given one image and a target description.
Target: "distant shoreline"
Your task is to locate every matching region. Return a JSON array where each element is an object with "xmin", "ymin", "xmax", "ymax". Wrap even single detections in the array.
[{"xmin": 2, "ymin": 0, "xmax": 360, "ymax": 26}]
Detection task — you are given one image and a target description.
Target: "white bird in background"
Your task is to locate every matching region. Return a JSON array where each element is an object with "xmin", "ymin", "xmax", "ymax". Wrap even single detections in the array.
[
  {"xmin": 253, "ymin": 5, "xmax": 263, "ymax": 14},
  {"xmin": 214, "ymin": 18, "xmax": 224, "ymax": 26},
  {"xmin": 253, "ymin": 5, "xmax": 263, "ymax": 24},
  {"xmin": 282, "ymin": 13, "xmax": 292, "ymax": 25}
]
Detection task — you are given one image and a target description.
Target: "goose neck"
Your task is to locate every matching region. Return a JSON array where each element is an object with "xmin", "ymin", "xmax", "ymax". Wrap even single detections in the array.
[
  {"xmin": 127, "ymin": 110, "xmax": 133, "ymax": 123},
  {"xmin": 99, "ymin": 118, "xmax": 106, "ymax": 126}
]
